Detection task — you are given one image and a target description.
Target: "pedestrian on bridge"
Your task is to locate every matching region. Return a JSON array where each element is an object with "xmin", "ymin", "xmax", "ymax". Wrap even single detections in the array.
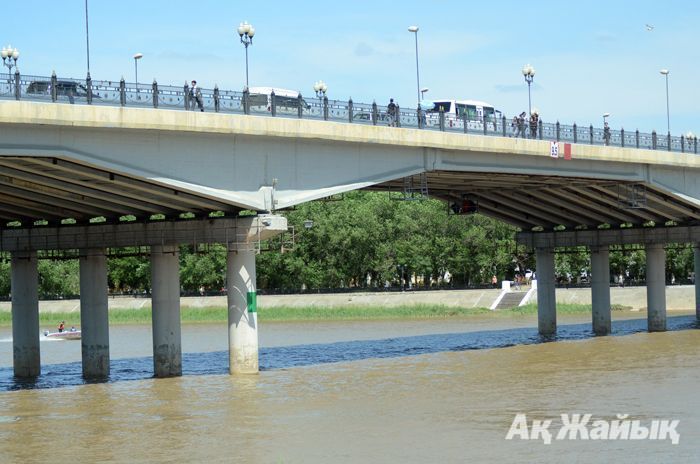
[
  {"xmin": 190, "ymin": 80, "xmax": 204, "ymax": 112},
  {"xmin": 514, "ymin": 112, "xmax": 526, "ymax": 138},
  {"xmin": 387, "ymin": 98, "xmax": 397, "ymax": 127},
  {"xmin": 529, "ymin": 111, "xmax": 539, "ymax": 139}
]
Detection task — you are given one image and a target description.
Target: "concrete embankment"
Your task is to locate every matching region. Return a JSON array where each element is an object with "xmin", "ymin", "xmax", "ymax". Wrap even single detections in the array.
[{"xmin": 0, "ymin": 285, "xmax": 695, "ymax": 313}]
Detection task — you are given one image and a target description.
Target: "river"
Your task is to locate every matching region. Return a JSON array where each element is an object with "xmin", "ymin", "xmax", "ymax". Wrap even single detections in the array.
[{"xmin": 0, "ymin": 312, "xmax": 698, "ymax": 463}]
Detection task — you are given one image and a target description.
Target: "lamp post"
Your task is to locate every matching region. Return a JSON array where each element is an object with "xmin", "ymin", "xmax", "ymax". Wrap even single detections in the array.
[
  {"xmin": 1, "ymin": 45, "xmax": 19, "ymax": 79},
  {"xmin": 85, "ymin": 0, "xmax": 91, "ymax": 74},
  {"xmin": 522, "ymin": 64, "xmax": 535, "ymax": 117},
  {"xmin": 603, "ymin": 112, "xmax": 610, "ymax": 125},
  {"xmin": 133, "ymin": 53, "xmax": 143, "ymax": 90},
  {"xmin": 660, "ymin": 69, "xmax": 670, "ymax": 134},
  {"xmin": 237, "ymin": 21, "xmax": 255, "ymax": 89},
  {"xmin": 420, "ymin": 87, "xmax": 429, "ymax": 100},
  {"xmin": 313, "ymin": 80, "xmax": 328, "ymax": 115},
  {"xmin": 408, "ymin": 26, "xmax": 421, "ymax": 106}
]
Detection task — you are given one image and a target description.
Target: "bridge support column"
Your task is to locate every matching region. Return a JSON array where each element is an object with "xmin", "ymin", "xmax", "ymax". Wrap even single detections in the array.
[
  {"xmin": 645, "ymin": 243, "xmax": 666, "ymax": 332},
  {"xmin": 535, "ymin": 247, "xmax": 556, "ymax": 335},
  {"xmin": 695, "ymin": 245, "xmax": 700, "ymax": 321},
  {"xmin": 150, "ymin": 245, "xmax": 182, "ymax": 377},
  {"xmin": 11, "ymin": 251, "xmax": 40, "ymax": 378},
  {"xmin": 590, "ymin": 246, "xmax": 611, "ymax": 335},
  {"xmin": 80, "ymin": 249, "xmax": 110, "ymax": 379},
  {"xmin": 227, "ymin": 246, "xmax": 259, "ymax": 374}
]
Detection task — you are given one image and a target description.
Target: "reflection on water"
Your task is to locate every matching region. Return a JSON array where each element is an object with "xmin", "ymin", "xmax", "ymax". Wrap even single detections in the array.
[
  {"xmin": 0, "ymin": 314, "xmax": 698, "ymax": 463},
  {"xmin": 0, "ymin": 314, "xmax": 697, "ymax": 391}
]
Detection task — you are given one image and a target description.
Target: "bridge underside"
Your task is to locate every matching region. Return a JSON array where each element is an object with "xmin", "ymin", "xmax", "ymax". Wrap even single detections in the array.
[
  {"xmin": 371, "ymin": 171, "xmax": 700, "ymax": 230},
  {"xmin": 0, "ymin": 156, "xmax": 242, "ymax": 225}
]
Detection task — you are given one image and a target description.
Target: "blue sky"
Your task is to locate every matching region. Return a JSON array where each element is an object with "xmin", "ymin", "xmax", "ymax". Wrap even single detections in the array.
[{"xmin": 3, "ymin": 1, "xmax": 698, "ymax": 134}]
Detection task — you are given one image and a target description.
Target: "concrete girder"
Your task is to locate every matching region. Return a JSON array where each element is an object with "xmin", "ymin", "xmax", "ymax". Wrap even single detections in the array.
[
  {"xmin": 469, "ymin": 195, "xmax": 557, "ymax": 229},
  {"xmin": 570, "ymin": 186, "xmax": 655, "ymax": 224},
  {"xmin": 590, "ymin": 184, "xmax": 682, "ymax": 223},
  {"xmin": 560, "ymin": 187, "xmax": 642, "ymax": 224},
  {"xmin": 0, "ymin": 215, "xmax": 288, "ymax": 252},
  {"xmin": 0, "ymin": 176, "xmax": 121, "ymax": 217},
  {"xmin": 527, "ymin": 190, "xmax": 606, "ymax": 226},
  {"xmin": 24, "ymin": 158, "xmax": 237, "ymax": 212},
  {"xmin": 486, "ymin": 191, "xmax": 578, "ymax": 228},
  {"xmin": 0, "ymin": 161, "xmax": 175, "ymax": 216},
  {"xmin": 517, "ymin": 225, "xmax": 700, "ymax": 248},
  {"xmin": 538, "ymin": 188, "xmax": 620, "ymax": 225}
]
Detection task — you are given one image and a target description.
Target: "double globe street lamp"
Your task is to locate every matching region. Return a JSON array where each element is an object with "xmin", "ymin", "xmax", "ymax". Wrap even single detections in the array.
[
  {"xmin": 238, "ymin": 21, "xmax": 255, "ymax": 89},
  {"xmin": 313, "ymin": 80, "xmax": 328, "ymax": 117},
  {"xmin": 522, "ymin": 64, "xmax": 535, "ymax": 117},
  {"xmin": 1, "ymin": 45, "xmax": 20, "ymax": 78}
]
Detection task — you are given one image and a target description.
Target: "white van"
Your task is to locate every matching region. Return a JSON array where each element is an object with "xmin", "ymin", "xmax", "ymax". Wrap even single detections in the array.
[{"xmin": 247, "ymin": 86, "xmax": 309, "ymax": 113}]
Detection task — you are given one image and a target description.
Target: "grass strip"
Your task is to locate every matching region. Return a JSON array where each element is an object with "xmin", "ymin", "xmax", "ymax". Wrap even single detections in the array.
[{"xmin": 0, "ymin": 303, "xmax": 615, "ymax": 327}]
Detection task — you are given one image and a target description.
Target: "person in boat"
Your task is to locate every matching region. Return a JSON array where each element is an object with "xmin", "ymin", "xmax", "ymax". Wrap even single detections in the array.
[
  {"xmin": 58, "ymin": 321, "xmax": 65, "ymax": 333},
  {"xmin": 70, "ymin": 326, "xmax": 77, "ymax": 332}
]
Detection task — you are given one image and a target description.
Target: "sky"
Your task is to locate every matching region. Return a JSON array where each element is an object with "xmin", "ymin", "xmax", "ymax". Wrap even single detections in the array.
[{"xmin": 3, "ymin": 0, "xmax": 699, "ymax": 134}]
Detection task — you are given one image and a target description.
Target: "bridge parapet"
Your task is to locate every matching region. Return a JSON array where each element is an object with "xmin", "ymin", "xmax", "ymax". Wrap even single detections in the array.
[{"xmin": 2, "ymin": 71, "xmax": 697, "ymax": 154}]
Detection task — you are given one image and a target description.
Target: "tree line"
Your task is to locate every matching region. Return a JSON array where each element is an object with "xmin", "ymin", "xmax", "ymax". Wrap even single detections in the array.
[{"xmin": 0, "ymin": 192, "xmax": 695, "ymax": 298}]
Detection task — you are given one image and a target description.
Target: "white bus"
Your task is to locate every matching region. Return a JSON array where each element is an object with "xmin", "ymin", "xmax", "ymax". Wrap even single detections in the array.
[{"xmin": 421, "ymin": 99, "xmax": 501, "ymax": 130}]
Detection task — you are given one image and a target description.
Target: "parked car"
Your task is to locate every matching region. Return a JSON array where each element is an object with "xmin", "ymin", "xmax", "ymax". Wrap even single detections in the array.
[{"xmin": 27, "ymin": 80, "xmax": 90, "ymax": 98}]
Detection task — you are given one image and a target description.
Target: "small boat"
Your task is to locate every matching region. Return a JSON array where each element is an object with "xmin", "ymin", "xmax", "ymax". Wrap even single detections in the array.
[{"xmin": 43, "ymin": 329, "xmax": 81, "ymax": 340}]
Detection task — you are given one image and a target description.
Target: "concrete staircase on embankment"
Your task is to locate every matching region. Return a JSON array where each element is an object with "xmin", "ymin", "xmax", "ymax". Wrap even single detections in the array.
[{"xmin": 492, "ymin": 291, "xmax": 528, "ymax": 310}]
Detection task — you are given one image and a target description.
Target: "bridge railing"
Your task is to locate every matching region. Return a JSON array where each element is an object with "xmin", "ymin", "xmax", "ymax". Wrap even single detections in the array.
[{"xmin": 2, "ymin": 71, "xmax": 698, "ymax": 155}]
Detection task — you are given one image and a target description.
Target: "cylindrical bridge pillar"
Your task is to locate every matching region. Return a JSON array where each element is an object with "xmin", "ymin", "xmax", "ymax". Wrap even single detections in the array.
[
  {"xmin": 227, "ymin": 247, "xmax": 259, "ymax": 374},
  {"xmin": 535, "ymin": 247, "xmax": 556, "ymax": 335},
  {"xmin": 11, "ymin": 251, "xmax": 40, "ymax": 378},
  {"xmin": 590, "ymin": 246, "xmax": 611, "ymax": 335},
  {"xmin": 645, "ymin": 243, "xmax": 667, "ymax": 332},
  {"xmin": 150, "ymin": 245, "xmax": 182, "ymax": 377},
  {"xmin": 694, "ymin": 245, "xmax": 700, "ymax": 321},
  {"xmin": 80, "ymin": 249, "xmax": 110, "ymax": 379}
]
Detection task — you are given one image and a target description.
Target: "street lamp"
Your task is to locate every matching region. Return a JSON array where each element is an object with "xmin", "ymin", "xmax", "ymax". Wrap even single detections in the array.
[
  {"xmin": 237, "ymin": 21, "xmax": 255, "ymax": 89},
  {"xmin": 133, "ymin": 53, "xmax": 143, "ymax": 90},
  {"xmin": 313, "ymin": 80, "xmax": 327, "ymax": 115},
  {"xmin": 522, "ymin": 64, "xmax": 535, "ymax": 117},
  {"xmin": 603, "ymin": 112, "xmax": 610, "ymax": 125},
  {"xmin": 1, "ymin": 45, "xmax": 20, "ymax": 79},
  {"xmin": 660, "ymin": 69, "xmax": 670, "ymax": 134},
  {"xmin": 408, "ymin": 26, "xmax": 421, "ymax": 106},
  {"xmin": 420, "ymin": 87, "xmax": 429, "ymax": 100}
]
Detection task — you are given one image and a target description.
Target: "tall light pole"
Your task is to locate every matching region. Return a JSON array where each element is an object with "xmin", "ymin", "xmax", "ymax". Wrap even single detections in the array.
[
  {"xmin": 420, "ymin": 87, "xmax": 429, "ymax": 100},
  {"xmin": 660, "ymin": 69, "xmax": 670, "ymax": 134},
  {"xmin": 522, "ymin": 64, "xmax": 535, "ymax": 117},
  {"xmin": 603, "ymin": 112, "xmax": 610, "ymax": 125},
  {"xmin": 408, "ymin": 26, "xmax": 421, "ymax": 106},
  {"xmin": 1, "ymin": 45, "xmax": 19, "ymax": 80},
  {"xmin": 85, "ymin": 0, "xmax": 91, "ymax": 75},
  {"xmin": 133, "ymin": 53, "xmax": 143, "ymax": 89},
  {"xmin": 237, "ymin": 21, "xmax": 255, "ymax": 89}
]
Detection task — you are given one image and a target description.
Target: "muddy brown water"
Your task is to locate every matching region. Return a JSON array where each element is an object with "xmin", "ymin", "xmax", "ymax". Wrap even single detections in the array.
[{"xmin": 0, "ymin": 312, "xmax": 698, "ymax": 463}]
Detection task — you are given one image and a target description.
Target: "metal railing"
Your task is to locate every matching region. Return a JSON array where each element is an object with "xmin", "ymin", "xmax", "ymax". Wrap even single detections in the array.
[{"xmin": 2, "ymin": 70, "xmax": 698, "ymax": 154}]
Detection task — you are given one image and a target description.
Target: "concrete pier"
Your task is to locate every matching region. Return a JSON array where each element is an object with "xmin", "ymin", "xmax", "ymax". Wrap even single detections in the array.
[
  {"xmin": 79, "ymin": 249, "xmax": 110, "ymax": 379},
  {"xmin": 535, "ymin": 247, "xmax": 556, "ymax": 335},
  {"xmin": 590, "ymin": 246, "xmax": 611, "ymax": 335},
  {"xmin": 227, "ymin": 247, "xmax": 259, "ymax": 374},
  {"xmin": 11, "ymin": 251, "xmax": 40, "ymax": 378},
  {"xmin": 695, "ymin": 245, "xmax": 700, "ymax": 321},
  {"xmin": 150, "ymin": 245, "xmax": 182, "ymax": 377},
  {"xmin": 646, "ymin": 243, "xmax": 667, "ymax": 332}
]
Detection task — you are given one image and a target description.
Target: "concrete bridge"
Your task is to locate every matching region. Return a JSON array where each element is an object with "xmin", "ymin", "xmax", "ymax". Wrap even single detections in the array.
[{"xmin": 1, "ymin": 100, "xmax": 699, "ymax": 380}]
